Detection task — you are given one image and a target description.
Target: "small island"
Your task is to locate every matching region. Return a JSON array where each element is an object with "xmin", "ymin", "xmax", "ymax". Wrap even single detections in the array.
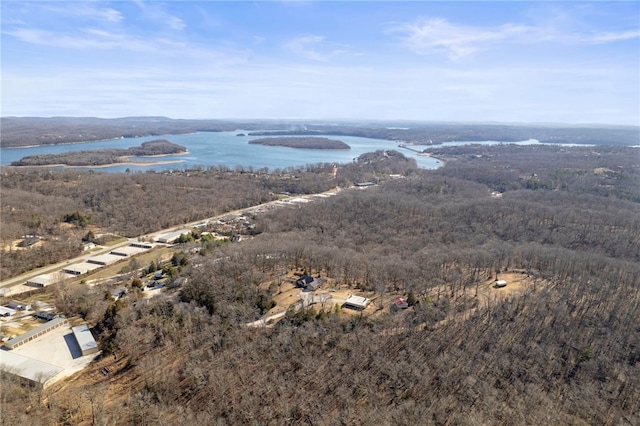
[
  {"xmin": 248, "ymin": 136, "xmax": 350, "ymax": 150},
  {"xmin": 10, "ymin": 139, "xmax": 187, "ymax": 167}
]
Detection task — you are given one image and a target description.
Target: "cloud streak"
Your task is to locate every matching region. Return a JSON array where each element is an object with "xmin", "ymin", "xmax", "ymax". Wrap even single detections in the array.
[
  {"xmin": 284, "ymin": 34, "xmax": 348, "ymax": 62},
  {"xmin": 390, "ymin": 17, "xmax": 640, "ymax": 59},
  {"xmin": 133, "ymin": 0, "xmax": 185, "ymax": 31}
]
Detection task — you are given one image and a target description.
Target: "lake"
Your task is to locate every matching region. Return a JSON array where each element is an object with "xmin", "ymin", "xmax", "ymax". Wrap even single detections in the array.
[{"xmin": 0, "ymin": 131, "xmax": 442, "ymax": 172}]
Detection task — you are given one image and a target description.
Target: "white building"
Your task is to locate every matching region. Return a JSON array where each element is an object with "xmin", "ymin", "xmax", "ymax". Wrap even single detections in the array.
[
  {"xmin": 26, "ymin": 273, "xmax": 58, "ymax": 288},
  {"xmin": 63, "ymin": 262, "xmax": 102, "ymax": 276},
  {"xmin": 0, "ymin": 350, "xmax": 64, "ymax": 388},
  {"xmin": 156, "ymin": 229, "xmax": 190, "ymax": 244},
  {"xmin": 343, "ymin": 295, "xmax": 371, "ymax": 310},
  {"xmin": 72, "ymin": 325, "xmax": 99, "ymax": 356},
  {"xmin": 87, "ymin": 253, "xmax": 123, "ymax": 266},
  {"xmin": 0, "ymin": 306, "xmax": 17, "ymax": 317}
]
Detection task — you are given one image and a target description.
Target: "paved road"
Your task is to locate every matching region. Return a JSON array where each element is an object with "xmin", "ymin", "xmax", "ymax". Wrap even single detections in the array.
[{"xmin": 0, "ymin": 189, "xmax": 339, "ymax": 296}]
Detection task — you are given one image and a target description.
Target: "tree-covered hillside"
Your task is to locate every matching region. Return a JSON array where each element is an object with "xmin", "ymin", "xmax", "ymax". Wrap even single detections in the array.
[{"xmin": 1, "ymin": 145, "xmax": 638, "ymax": 425}]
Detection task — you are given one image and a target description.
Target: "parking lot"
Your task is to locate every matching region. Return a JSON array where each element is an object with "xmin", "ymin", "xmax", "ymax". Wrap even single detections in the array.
[{"xmin": 7, "ymin": 323, "xmax": 99, "ymax": 386}]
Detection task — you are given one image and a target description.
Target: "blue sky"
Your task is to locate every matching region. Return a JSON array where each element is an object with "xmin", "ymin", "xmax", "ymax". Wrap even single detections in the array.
[{"xmin": 2, "ymin": 1, "xmax": 639, "ymax": 125}]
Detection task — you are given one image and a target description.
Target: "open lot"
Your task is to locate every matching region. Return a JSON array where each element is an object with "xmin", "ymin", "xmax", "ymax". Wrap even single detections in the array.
[{"xmin": 7, "ymin": 323, "xmax": 99, "ymax": 386}]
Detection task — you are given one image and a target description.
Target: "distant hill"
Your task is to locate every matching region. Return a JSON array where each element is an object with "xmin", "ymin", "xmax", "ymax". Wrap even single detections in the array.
[{"xmin": 1, "ymin": 116, "xmax": 638, "ymax": 147}]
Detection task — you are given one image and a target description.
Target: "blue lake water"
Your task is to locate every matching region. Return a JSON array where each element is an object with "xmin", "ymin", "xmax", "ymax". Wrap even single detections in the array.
[{"xmin": 0, "ymin": 131, "xmax": 442, "ymax": 172}]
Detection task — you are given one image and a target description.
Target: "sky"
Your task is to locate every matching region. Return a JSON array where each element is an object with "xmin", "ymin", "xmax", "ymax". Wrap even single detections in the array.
[{"xmin": 1, "ymin": 1, "xmax": 639, "ymax": 125}]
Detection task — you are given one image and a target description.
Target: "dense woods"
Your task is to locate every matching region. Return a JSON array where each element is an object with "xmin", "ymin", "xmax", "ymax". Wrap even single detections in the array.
[
  {"xmin": 248, "ymin": 137, "xmax": 350, "ymax": 150},
  {"xmin": 0, "ymin": 151, "xmax": 412, "ymax": 278},
  {"xmin": 1, "ymin": 143, "xmax": 639, "ymax": 425}
]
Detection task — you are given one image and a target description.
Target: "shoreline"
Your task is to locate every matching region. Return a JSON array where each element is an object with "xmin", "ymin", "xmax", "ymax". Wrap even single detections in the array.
[
  {"xmin": 6, "ymin": 159, "xmax": 186, "ymax": 169},
  {"xmin": 7, "ymin": 150, "xmax": 188, "ymax": 169}
]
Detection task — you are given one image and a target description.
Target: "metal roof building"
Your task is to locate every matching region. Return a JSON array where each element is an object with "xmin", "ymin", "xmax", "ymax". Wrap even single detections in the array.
[
  {"xmin": 110, "ymin": 245, "xmax": 145, "ymax": 257},
  {"xmin": 87, "ymin": 253, "xmax": 123, "ymax": 266},
  {"xmin": 0, "ymin": 349, "xmax": 64, "ymax": 388},
  {"xmin": 26, "ymin": 273, "xmax": 58, "ymax": 288},
  {"xmin": 156, "ymin": 229, "xmax": 189, "ymax": 244},
  {"xmin": 343, "ymin": 295, "xmax": 371, "ymax": 310},
  {"xmin": 72, "ymin": 325, "xmax": 99, "ymax": 356},
  {"xmin": 63, "ymin": 262, "xmax": 102, "ymax": 276},
  {"xmin": 130, "ymin": 241, "xmax": 154, "ymax": 249},
  {"xmin": 4, "ymin": 317, "xmax": 68, "ymax": 350}
]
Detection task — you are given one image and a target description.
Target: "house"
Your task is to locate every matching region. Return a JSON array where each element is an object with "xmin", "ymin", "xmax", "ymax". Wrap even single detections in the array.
[
  {"xmin": 494, "ymin": 280, "xmax": 507, "ymax": 288},
  {"xmin": 295, "ymin": 276, "xmax": 325, "ymax": 291},
  {"xmin": 36, "ymin": 312, "xmax": 58, "ymax": 321},
  {"xmin": 17, "ymin": 236, "xmax": 41, "ymax": 248},
  {"xmin": 343, "ymin": 295, "xmax": 371, "ymax": 310},
  {"xmin": 110, "ymin": 287, "xmax": 127, "ymax": 301},
  {"xmin": 392, "ymin": 298, "xmax": 409, "ymax": 310}
]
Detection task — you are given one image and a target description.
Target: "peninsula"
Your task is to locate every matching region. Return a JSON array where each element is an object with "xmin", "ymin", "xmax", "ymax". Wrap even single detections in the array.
[
  {"xmin": 248, "ymin": 136, "xmax": 350, "ymax": 150},
  {"xmin": 10, "ymin": 139, "xmax": 187, "ymax": 167}
]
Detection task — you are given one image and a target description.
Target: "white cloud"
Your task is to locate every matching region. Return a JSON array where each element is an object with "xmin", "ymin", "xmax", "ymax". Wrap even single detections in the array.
[
  {"xmin": 284, "ymin": 35, "xmax": 348, "ymax": 62},
  {"xmin": 285, "ymin": 35, "xmax": 329, "ymax": 61},
  {"xmin": 37, "ymin": 4, "xmax": 124, "ymax": 23},
  {"xmin": 576, "ymin": 29, "xmax": 640, "ymax": 44},
  {"xmin": 389, "ymin": 17, "xmax": 640, "ymax": 60},
  {"xmin": 390, "ymin": 18, "xmax": 530, "ymax": 59},
  {"xmin": 133, "ymin": 0, "xmax": 185, "ymax": 31},
  {"xmin": 3, "ymin": 26, "xmax": 248, "ymax": 63}
]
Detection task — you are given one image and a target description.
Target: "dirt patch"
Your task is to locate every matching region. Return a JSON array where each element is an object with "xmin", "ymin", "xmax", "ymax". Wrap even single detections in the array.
[{"xmin": 488, "ymin": 271, "xmax": 534, "ymax": 297}]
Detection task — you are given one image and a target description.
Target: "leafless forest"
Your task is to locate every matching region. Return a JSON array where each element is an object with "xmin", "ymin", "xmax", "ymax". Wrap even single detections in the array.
[{"xmin": 1, "ymin": 145, "xmax": 639, "ymax": 425}]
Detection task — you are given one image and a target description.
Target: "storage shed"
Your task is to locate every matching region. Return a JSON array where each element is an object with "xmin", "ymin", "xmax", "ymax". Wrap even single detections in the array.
[
  {"xmin": 26, "ymin": 273, "xmax": 57, "ymax": 288},
  {"xmin": 87, "ymin": 253, "xmax": 122, "ymax": 266},
  {"xmin": 72, "ymin": 325, "xmax": 99, "ymax": 356},
  {"xmin": 4, "ymin": 317, "xmax": 68, "ymax": 350},
  {"xmin": 130, "ymin": 241, "xmax": 154, "ymax": 249},
  {"xmin": 156, "ymin": 229, "xmax": 189, "ymax": 244},
  {"xmin": 110, "ymin": 245, "xmax": 145, "ymax": 257}
]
